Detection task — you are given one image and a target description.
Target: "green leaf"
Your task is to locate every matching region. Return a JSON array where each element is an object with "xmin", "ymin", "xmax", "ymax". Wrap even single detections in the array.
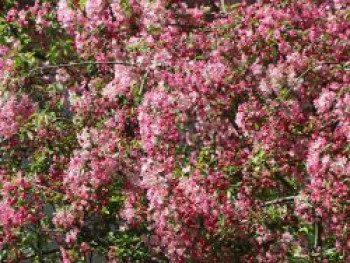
[
  {"xmin": 102, "ymin": 206, "xmax": 110, "ymax": 215},
  {"xmin": 79, "ymin": 0, "xmax": 87, "ymax": 10}
]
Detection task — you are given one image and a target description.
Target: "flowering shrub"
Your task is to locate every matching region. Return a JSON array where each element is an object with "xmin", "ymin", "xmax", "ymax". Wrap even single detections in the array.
[{"xmin": 0, "ymin": 0, "xmax": 349, "ymax": 262}]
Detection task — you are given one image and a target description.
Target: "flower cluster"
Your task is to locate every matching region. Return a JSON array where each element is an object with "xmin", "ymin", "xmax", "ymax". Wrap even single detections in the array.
[{"xmin": 0, "ymin": 0, "xmax": 348, "ymax": 262}]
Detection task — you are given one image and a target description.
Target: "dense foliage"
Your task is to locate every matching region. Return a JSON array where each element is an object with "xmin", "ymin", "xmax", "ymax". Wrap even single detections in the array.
[{"xmin": 0, "ymin": 0, "xmax": 349, "ymax": 262}]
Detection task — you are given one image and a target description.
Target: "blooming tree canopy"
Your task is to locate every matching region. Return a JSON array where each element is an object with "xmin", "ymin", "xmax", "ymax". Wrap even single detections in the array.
[{"xmin": 0, "ymin": 0, "xmax": 349, "ymax": 262}]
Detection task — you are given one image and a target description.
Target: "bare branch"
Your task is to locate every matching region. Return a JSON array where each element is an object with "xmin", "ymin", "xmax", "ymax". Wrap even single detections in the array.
[
  {"xmin": 296, "ymin": 61, "xmax": 346, "ymax": 82},
  {"xmin": 312, "ymin": 213, "xmax": 323, "ymax": 261},
  {"xmin": 19, "ymin": 249, "xmax": 59, "ymax": 262},
  {"xmin": 28, "ymin": 61, "xmax": 136, "ymax": 76},
  {"xmin": 262, "ymin": 195, "xmax": 298, "ymax": 207},
  {"xmin": 221, "ymin": 0, "xmax": 227, "ymax": 13}
]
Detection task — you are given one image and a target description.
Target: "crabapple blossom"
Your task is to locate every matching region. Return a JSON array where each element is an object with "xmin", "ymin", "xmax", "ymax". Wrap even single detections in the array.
[{"xmin": 0, "ymin": 0, "xmax": 349, "ymax": 262}]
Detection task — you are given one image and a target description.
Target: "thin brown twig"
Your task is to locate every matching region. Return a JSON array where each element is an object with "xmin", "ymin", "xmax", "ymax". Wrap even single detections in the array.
[
  {"xmin": 18, "ymin": 249, "xmax": 59, "ymax": 262},
  {"xmin": 296, "ymin": 61, "xmax": 345, "ymax": 81},
  {"xmin": 262, "ymin": 195, "xmax": 298, "ymax": 207},
  {"xmin": 28, "ymin": 61, "xmax": 136, "ymax": 76}
]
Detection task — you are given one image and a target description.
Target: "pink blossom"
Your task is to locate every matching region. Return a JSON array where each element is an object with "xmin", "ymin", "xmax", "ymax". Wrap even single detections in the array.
[
  {"xmin": 85, "ymin": 0, "xmax": 107, "ymax": 18},
  {"xmin": 57, "ymin": 0, "xmax": 76, "ymax": 29},
  {"xmin": 314, "ymin": 89, "xmax": 336, "ymax": 113}
]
